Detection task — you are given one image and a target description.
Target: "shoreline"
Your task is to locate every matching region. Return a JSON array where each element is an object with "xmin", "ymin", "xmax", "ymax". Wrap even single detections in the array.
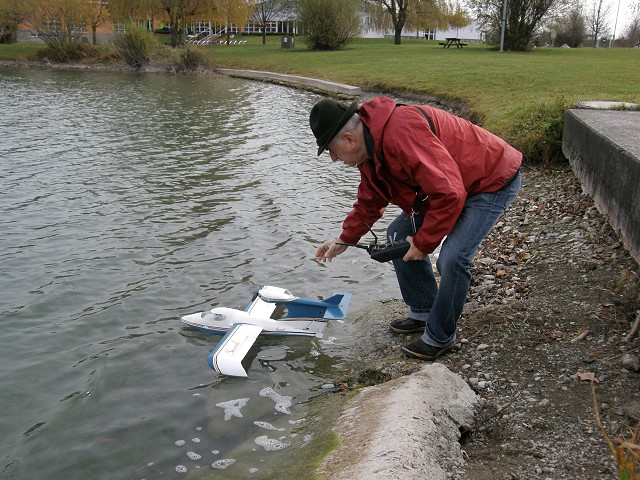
[{"xmin": 1, "ymin": 58, "xmax": 473, "ymax": 119}]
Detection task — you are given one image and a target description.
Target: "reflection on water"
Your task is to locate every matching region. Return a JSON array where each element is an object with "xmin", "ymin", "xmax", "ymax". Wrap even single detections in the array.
[{"xmin": 0, "ymin": 67, "xmax": 401, "ymax": 479}]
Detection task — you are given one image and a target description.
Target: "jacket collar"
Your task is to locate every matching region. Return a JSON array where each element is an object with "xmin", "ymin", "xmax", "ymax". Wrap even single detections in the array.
[{"xmin": 363, "ymin": 123, "xmax": 375, "ymax": 162}]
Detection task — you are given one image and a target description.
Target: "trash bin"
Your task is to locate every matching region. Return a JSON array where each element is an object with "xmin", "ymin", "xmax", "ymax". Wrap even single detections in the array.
[{"xmin": 281, "ymin": 35, "xmax": 295, "ymax": 50}]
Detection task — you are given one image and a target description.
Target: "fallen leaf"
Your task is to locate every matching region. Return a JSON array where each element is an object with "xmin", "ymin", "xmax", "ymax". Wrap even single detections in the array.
[
  {"xmin": 496, "ymin": 269, "xmax": 508, "ymax": 278},
  {"xmin": 571, "ymin": 326, "xmax": 590, "ymax": 343},
  {"xmin": 577, "ymin": 371, "xmax": 599, "ymax": 383}
]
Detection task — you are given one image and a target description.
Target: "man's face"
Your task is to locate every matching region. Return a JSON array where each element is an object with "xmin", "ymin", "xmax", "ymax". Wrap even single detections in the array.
[{"xmin": 325, "ymin": 131, "xmax": 366, "ymax": 168}]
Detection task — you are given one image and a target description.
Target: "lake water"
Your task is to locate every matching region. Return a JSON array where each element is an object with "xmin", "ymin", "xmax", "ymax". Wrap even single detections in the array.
[{"xmin": 0, "ymin": 67, "xmax": 402, "ymax": 479}]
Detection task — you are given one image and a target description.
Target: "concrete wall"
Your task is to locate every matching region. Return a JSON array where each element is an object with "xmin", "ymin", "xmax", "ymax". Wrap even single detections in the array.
[{"xmin": 562, "ymin": 108, "xmax": 640, "ymax": 263}]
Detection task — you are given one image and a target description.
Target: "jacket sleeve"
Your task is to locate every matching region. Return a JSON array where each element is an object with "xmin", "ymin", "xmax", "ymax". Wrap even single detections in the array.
[
  {"xmin": 339, "ymin": 173, "xmax": 389, "ymax": 244},
  {"xmin": 385, "ymin": 125, "xmax": 466, "ymax": 254}
]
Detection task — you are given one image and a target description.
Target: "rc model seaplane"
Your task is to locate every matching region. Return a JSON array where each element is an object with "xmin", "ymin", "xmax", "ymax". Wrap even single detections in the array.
[{"xmin": 181, "ymin": 286, "xmax": 351, "ymax": 377}]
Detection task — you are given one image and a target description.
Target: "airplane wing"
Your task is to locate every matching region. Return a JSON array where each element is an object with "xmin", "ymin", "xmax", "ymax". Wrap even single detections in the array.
[
  {"xmin": 245, "ymin": 295, "xmax": 277, "ymax": 318},
  {"xmin": 207, "ymin": 324, "xmax": 263, "ymax": 377}
]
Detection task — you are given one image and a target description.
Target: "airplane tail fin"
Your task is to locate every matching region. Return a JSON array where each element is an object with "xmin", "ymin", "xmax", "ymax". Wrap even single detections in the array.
[
  {"xmin": 284, "ymin": 292, "xmax": 351, "ymax": 320},
  {"xmin": 321, "ymin": 292, "xmax": 352, "ymax": 319}
]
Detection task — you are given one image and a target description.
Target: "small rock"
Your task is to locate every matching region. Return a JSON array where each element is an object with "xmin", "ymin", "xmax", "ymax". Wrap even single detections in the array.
[{"xmin": 621, "ymin": 354, "xmax": 640, "ymax": 372}]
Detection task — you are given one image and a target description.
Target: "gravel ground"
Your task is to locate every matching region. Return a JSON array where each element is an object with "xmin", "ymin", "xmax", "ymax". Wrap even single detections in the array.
[{"xmin": 339, "ymin": 163, "xmax": 640, "ymax": 480}]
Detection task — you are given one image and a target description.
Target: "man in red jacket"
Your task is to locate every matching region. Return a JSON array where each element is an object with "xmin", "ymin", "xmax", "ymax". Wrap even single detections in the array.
[{"xmin": 310, "ymin": 96, "xmax": 522, "ymax": 360}]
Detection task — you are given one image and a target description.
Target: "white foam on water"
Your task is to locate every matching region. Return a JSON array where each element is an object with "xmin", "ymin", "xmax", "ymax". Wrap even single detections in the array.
[
  {"xmin": 212, "ymin": 450, "xmax": 220, "ymax": 455},
  {"xmin": 288, "ymin": 418, "xmax": 306, "ymax": 425},
  {"xmin": 249, "ymin": 467, "xmax": 259, "ymax": 474},
  {"xmin": 254, "ymin": 421, "xmax": 285, "ymax": 431},
  {"xmin": 211, "ymin": 458, "xmax": 236, "ymax": 469},
  {"xmin": 259, "ymin": 388, "xmax": 292, "ymax": 415},
  {"xmin": 216, "ymin": 398, "xmax": 250, "ymax": 421},
  {"xmin": 191, "ymin": 437, "xmax": 200, "ymax": 443},
  {"xmin": 254, "ymin": 435, "xmax": 291, "ymax": 451},
  {"xmin": 175, "ymin": 465, "xmax": 187, "ymax": 473},
  {"xmin": 321, "ymin": 336, "xmax": 337, "ymax": 345},
  {"xmin": 196, "ymin": 426, "xmax": 202, "ymax": 431},
  {"xmin": 175, "ymin": 440, "xmax": 186, "ymax": 447},
  {"xmin": 187, "ymin": 451, "xmax": 201, "ymax": 461}
]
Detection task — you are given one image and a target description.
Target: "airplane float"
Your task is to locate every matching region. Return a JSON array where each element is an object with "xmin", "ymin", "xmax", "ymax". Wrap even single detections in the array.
[{"xmin": 181, "ymin": 285, "xmax": 351, "ymax": 377}]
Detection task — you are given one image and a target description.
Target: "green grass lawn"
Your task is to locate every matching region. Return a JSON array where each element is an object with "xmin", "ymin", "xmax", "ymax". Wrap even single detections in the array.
[
  {"xmin": 0, "ymin": 42, "xmax": 44, "ymax": 60},
  {"xmin": 208, "ymin": 37, "xmax": 639, "ymax": 134},
  {"xmin": 3, "ymin": 37, "xmax": 638, "ymax": 161}
]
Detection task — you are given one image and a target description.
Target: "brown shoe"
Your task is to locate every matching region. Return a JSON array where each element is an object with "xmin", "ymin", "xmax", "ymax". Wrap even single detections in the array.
[
  {"xmin": 402, "ymin": 338, "xmax": 454, "ymax": 360},
  {"xmin": 389, "ymin": 318, "xmax": 425, "ymax": 334}
]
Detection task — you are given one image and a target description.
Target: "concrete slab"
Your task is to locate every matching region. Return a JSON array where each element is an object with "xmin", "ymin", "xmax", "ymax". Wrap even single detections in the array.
[
  {"xmin": 217, "ymin": 68, "xmax": 361, "ymax": 97},
  {"xmin": 569, "ymin": 109, "xmax": 640, "ymax": 156},
  {"xmin": 575, "ymin": 100, "xmax": 639, "ymax": 110},
  {"xmin": 562, "ymin": 109, "xmax": 640, "ymax": 263}
]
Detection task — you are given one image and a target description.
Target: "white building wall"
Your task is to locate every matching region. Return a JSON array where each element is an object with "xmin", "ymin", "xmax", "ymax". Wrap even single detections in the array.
[
  {"xmin": 436, "ymin": 24, "xmax": 483, "ymax": 41},
  {"xmin": 361, "ymin": 22, "xmax": 483, "ymax": 42}
]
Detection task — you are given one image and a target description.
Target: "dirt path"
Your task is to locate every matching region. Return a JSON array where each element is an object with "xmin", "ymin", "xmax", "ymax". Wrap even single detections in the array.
[{"xmin": 341, "ymin": 163, "xmax": 640, "ymax": 479}]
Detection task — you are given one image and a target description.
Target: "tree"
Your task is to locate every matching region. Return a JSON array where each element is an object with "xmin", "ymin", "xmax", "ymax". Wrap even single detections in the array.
[
  {"xmin": 250, "ymin": 0, "xmax": 294, "ymax": 45},
  {"xmin": 447, "ymin": 0, "xmax": 472, "ymax": 34},
  {"xmin": 0, "ymin": 0, "xmax": 28, "ymax": 43},
  {"xmin": 158, "ymin": 0, "xmax": 210, "ymax": 47},
  {"xmin": 408, "ymin": 0, "xmax": 451, "ymax": 36},
  {"xmin": 84, "ymin": 0, "xmax": 110, "ymax": 45},
  {"xmin": 506, "ymin": 0, "xmax": 557, "ymax": 49},
  {"xmin": 468, "ymin": 0, "xmax": 558, "ymax": 50},
  {"xmin": 364, "ymin": 0, "xmax": 462, "ymax": 43},
  {"xmin": 554, "ymin": 3, "xmax": 586, "ymax": 47},
  {"xmin": 108, "ymin": 0, "xmax": 159, "ymax": 24},
  {"xmin": 23, "ymin": 0, "xmax": 91, "ymax": 50},
  {"xmin": 586, "ymin": 0, "xmax": 611, "ymax": 47},
  {"xmin": 298, "ymin": 0, "xmax": 360, "ymax": 50},
  {"xmin": 211, "ymin": 0, "xmax": 254, "ymax": 45},
  {"xmin": 621, "ymin": 0, "xmax": 640, "ymax": 47},
  {"xmin": 363, "ymin": 0, "xmax": 412, "ymax": 44}
]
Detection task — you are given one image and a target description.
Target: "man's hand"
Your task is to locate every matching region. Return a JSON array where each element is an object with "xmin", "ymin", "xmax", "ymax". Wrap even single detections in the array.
[
  {"xmin": 403, "ymin": 236, "xmax": 425, "ymax": 262},
  {"xmin": 316, "ymin": 239, "xmax": 348, "ymax": 263}
]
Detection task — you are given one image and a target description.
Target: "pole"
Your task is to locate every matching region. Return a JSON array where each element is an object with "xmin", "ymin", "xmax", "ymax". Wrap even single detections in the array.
[
  {"xmin": 500, "ymin": 0, "xmax": 508, "ymax": 51},
  {"xmin": 609, "ymin": 0, "xmax": 621, "ymax": 47}
]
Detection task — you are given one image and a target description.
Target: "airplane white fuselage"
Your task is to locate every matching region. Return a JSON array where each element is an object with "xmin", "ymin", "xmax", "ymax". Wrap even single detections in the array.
[{"xmin": 181, "ymin": 307, "xmax": 322, "ymax": 337}]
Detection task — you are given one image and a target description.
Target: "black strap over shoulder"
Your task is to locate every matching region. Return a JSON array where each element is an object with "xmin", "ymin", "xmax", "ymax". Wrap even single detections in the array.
[
  {"xmin": 414, "ymin": 106, "xmax": 437, "ymax": 137},
  {"xmin": 396, "ymin": 103, "xmax": 437, "ymax": 137}
]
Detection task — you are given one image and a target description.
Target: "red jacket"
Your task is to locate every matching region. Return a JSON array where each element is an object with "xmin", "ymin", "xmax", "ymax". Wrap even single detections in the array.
[{"xmin": 339, "ymin": 96, "xmax": 522, "ymax": 254}]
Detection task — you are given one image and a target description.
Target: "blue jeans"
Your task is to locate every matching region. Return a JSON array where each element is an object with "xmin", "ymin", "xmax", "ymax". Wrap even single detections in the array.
[{"xmin": 387, "ymin": 172, "xmax": 521, "ymax": 347}]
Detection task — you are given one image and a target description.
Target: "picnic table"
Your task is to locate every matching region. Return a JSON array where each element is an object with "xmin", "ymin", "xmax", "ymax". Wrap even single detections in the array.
[{"xmin": 439, "ymin": 37, "xmax": 468, "ymax": 48}]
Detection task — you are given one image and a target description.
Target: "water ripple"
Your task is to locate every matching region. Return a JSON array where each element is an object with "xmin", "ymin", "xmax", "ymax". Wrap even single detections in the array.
[{"xmin": 0, "ymin": 67, "xmax": 401, "ymax": 480}]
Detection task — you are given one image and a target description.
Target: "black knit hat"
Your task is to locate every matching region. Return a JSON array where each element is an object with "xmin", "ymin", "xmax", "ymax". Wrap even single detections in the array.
[{"xmin": 309, "ymin": 99, "xmax": 358, "ymax": 155}]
